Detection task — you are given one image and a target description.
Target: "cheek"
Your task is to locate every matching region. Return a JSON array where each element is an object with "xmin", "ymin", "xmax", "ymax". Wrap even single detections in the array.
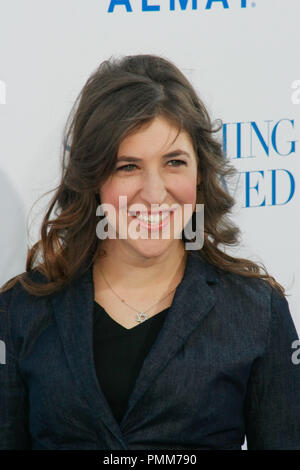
[
  {"xmin": 175, "ymin": 180, "xmax": 197, "ymax": 205},
  {"xmin": 100, "ymin": 181, "xmax": 134, "ymax": 212},
  {"xmin": 170, "ymin": 178, "xmax": 198, "ymax": 228}
]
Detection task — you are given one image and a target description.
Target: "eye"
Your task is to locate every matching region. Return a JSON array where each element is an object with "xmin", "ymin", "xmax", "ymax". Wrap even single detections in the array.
[
  {"xmin": 116, "ymin": 160, "xmax": 187, "ymax": 172},
  {"xmin": 167, "ymin": 159, "xmax": 187, "ymax": 167},
  {"xmin": 116, "ymin": 164, "xmax": 137, "ymax": 172}
]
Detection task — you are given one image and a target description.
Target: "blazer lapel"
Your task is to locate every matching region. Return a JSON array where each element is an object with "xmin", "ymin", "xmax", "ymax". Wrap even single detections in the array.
[
  {"xmin": 119, "ymin": 252, "xmax": 218, "ymax": 428},
  {"xmin": 51, "ymin": 251, "xmax": 218, "ymax": 447},
  {"xmin": 51, "ymin": 263, "xmax": 128, "ymax": 449}
]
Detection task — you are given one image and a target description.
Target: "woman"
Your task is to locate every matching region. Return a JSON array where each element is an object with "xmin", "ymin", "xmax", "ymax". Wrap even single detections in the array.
[{"xmin": 0, "ymin": 54, "xmax": 299, "ymax": 450}]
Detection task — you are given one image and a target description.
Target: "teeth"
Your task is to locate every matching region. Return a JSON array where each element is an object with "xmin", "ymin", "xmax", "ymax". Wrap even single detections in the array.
[{"xmin": 134, "ymin": 212, "xmax": 170, "ymax": 224}]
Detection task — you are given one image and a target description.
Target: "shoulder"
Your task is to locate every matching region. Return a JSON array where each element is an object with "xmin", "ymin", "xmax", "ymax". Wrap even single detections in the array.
[
  {"xmin": 199, "ymin": 256, "xmax": 288, "ymax": 329},
  {"xmin": 0, "ymin": 264, "xmax": 90, "ymax": 322},
  {"xmin": 0, "ymin": 270, "xmax": 56, "ymax": 356},
  {"xmin": 195, "ymin": 253, "xmax": 274, "ymax": 302},
  {"xmin": 217, "ymin": 267, "xmax": 274, "ymax": 304},
  {"xmin": 201, "ymin": 259, "xmax": 296, "ymax": 355},
  {"xmin": 0, "ymin": 269, "xmax": 50, "ymax": 306}
]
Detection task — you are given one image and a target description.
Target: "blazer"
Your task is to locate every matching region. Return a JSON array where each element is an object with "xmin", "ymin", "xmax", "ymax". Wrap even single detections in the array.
[{"xmin": 0, "ymin": 251, "xmax": 300, "ymax": 450}]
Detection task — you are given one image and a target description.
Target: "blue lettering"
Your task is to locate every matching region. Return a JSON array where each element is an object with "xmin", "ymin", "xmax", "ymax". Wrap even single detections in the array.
[
  {"xmin": 206, "ymin": 0, "xmax": 229, "ymax": 9},
  {"xmin": 223, "ymin": 119, "xmax": 296, "ymax": 159},
  {"xmin": 108, "ymin": 0, "xmax": 249, "ymax": 13},
  {"xmin": 236, "ymin": 122, "xmax": 241, "ymax": 158},
  {"xmin": 107, "ymin": 0, "xmax": 132, "ymax": 13},
  {"xmin": 142, "ymin": 0, "xmax": 160, "ymax": 11},
  {"xmin": 245, "ymin": 171, "xmax": 266, "ymax": 207},
  {"xmin": 236, "ymin": 122, "xmax": 242, "ymax": 158},
  {"xmin": 271, "ymin": 169, "xmax": 275, "ymax": 206},
  {"xmin": 271, "ymin": 169, "xmax": 295, "ymax": 205},
  {"xmin": 170, "ymin": 0, "xmax": 197, "ymax": 9},
  {"xmin": 271, "ymin": 119, "xmax": 297, "ymax": 156},
  {"xmin": 250, "ymin": 120, "xmax": 272, "ymax": 156},
  {"xmin": 222, "ymin": 123, "xmax": 228, "ymax": 156},
  {"xmin": 222, "ymin": 122, "xmax": 246, "ymax": 159}
]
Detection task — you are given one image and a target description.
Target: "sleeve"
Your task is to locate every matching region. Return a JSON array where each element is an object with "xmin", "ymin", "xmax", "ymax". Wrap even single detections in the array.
[
  {"xmin": 244, "ymin": 287, "xmax": 300, "ymax": 450},
  {"xmin": 0, "ymin": 292, "xmax": 31, "ymax": 449}
]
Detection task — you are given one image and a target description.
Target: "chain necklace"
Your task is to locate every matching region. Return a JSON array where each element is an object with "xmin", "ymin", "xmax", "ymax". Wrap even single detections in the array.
[{"xmin": 98, "ymin": 253, "xmax": 186, "ymax": 323}]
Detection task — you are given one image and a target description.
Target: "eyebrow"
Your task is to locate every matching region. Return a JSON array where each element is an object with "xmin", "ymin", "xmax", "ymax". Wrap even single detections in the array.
[{"xmin": 117, "ymin": 149, "xmax": 191, "ymax": 162}]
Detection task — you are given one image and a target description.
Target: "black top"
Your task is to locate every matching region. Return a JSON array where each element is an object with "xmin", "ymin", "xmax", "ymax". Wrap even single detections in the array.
[{"xmin": 93, "ymin": 301, "xmax": 169, "ymax": 424}]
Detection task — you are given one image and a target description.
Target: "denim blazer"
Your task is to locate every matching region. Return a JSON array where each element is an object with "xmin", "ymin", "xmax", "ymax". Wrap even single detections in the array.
[{"xmin": 1, "ymin": 251, "xmax": 300, "ymax": 450}]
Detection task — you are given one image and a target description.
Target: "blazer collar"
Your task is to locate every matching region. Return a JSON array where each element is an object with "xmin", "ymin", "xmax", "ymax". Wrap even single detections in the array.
[{"xmin": 50, "ymin": 251, "xmax": 218, "ymax": 449}]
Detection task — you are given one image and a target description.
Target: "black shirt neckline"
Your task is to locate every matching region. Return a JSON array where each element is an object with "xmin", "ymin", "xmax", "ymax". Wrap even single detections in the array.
[{"xmin": 94, "ymin": 300, "xmax": 169, "ymax": 332}]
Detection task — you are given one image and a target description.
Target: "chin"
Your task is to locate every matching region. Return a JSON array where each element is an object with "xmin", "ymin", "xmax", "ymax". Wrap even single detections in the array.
[{"xmin": 127, "ymin": 239, "xmax": 175, "ymax": 259}]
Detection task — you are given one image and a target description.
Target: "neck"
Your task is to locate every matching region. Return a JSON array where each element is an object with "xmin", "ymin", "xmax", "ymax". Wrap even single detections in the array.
[{"xmin": 94, "ymin": 241, "xmax": 187, "ymax": 292}]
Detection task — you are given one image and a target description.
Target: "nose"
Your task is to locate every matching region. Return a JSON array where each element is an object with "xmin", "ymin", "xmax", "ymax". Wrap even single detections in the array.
[{"xmin": 139, "ymin": 172, "xmax": 168, "ymax": 205}]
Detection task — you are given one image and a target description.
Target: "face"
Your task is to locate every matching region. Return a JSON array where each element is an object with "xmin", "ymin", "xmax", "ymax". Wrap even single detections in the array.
[{"xmin": 98, "ymin": 115, "xmax": 201, "ymax": 261}]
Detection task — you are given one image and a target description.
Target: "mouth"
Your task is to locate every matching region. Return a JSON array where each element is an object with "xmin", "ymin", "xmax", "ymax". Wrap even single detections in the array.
[{"xmin": 128, "ymin": 209, "xmax": 175, "ymax": 231}]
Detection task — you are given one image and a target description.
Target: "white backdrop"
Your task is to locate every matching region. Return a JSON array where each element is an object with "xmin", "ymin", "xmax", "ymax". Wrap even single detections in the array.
[{"xmin": 0, "ymin": 0, "xmax": 299, "ymax": 449}]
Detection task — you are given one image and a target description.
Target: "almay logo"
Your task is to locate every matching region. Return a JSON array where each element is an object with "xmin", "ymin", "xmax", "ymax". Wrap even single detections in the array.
[{"xmin": 108, "ymin": 0, "xmax": 250, "ymax": 13}]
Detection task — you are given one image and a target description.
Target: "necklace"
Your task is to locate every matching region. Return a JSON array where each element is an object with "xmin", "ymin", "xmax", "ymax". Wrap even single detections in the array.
[{"xmin": 98, "ymin": 253, "xmax": 186, "ymax": 323}]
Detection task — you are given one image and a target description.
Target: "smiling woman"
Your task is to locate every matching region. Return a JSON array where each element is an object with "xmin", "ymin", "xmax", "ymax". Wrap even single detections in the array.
[
  {"xmin": 0, "ymin": 54, "xmax": 284, "ymax": 297},
  {"xmin": 0, "ymin": 54, "xmax": 300, "ymax": 450}
]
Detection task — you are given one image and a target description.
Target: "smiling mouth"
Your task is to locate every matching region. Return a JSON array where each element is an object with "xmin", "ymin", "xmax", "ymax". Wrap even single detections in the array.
[
  {"xmin": 126, "ymin": 208, "xmax": 178, "ymax": 234},
  {"xmin": 129, "ymin": 209, "xmax": 175, "ymax": 223}
]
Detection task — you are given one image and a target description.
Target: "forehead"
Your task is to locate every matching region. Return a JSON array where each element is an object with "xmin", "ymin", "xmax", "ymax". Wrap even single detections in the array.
[{"xmin": 117, "ymin": 116, "xmax": 194, "ymax": 156}]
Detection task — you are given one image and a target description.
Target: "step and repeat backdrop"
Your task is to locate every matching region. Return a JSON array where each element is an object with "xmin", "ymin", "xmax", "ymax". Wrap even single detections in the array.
[{"xmin": 0, "ymin": 0, "xmax": 299, "ymax": 448}]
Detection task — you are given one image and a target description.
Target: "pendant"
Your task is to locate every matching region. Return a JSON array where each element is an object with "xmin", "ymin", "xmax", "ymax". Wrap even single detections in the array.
[{"xmin": 136, "ymin": 312, "xmax": 148, "ymax": 323}]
